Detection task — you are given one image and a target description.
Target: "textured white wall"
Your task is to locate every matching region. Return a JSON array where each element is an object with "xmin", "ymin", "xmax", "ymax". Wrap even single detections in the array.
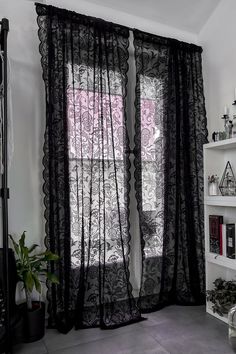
[{"xmin": 198, "ymin": 0, "xmax": 236, "ymax": 138}]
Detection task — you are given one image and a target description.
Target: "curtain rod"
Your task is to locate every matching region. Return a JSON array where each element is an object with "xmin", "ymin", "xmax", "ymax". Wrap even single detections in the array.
[{"xmin": 34, "ymin": 2, "xmax": 202, "ymax": 52}]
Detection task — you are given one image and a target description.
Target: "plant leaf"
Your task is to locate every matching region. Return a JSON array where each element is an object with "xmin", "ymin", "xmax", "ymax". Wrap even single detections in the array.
[
  {"xmin": 19, "ymin": 231, "xmax": 26, "ymax": 249},
  {"xmin": 32, "ymin": 273, "xmax": 41, "ymax": 294},
  {"xmin": 47, "ymin": 272, "xmax": 59, "ymax": 284},
  {"xmin": 28, "ymin": 244, "xmax": 39, "ymax": 253},
  {"xmin": 8, "ymin": 234, "xmax": 19, "ymax": 256},
  {"xmin": 22, "ymin": 246, "xmax": 29, "ymax": 258},
  {"xmin": 40, "ymin": 252, "xmax": 59, "ymax": 261},
  {"xmin": 24, "ymin": 271, "xmax": 34, "ymax": 293}
]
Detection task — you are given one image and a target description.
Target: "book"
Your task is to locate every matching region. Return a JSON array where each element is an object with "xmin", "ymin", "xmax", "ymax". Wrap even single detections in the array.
[
  {"xmin": 226, "ymin": 223, "xmax": 236, "ymax": 259},
  {"xmin": 209, "ymin": 215, "xmax": 223, "ymax": 254},
  {"xmin": 220, "ymin": 223, "xmax": 223, "ymax": 255},
  {"xmin": 222, "ymin": 224, "xmax": 227, "ymax": 257}
]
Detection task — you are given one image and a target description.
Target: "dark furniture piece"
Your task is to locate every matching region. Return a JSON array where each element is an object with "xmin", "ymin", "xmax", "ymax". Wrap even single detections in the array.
[
  {"xmin": 0, "ymin": 18, "xmax": 11, "ymax": 354},
  {"xmin": 0, "ymin": 249, "xmax": 24, "ymax": 353}
]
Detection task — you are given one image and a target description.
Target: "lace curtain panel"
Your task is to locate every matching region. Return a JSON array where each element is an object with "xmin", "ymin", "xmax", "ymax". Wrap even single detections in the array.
[
  {"xmin": 133, "ymin": 30, "xmax": 208, "ymax": 311},
  {"xmin": 36, "ymin": 3, "xmax": 142, "ymax": 332},
  {"xmin": 36, "ymin": 2, "xmax": 208, "ymax": 333}
]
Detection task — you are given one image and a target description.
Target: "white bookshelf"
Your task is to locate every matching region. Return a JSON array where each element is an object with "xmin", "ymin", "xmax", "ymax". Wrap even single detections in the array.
[
  {"xmin": 204, "ymin": 196, "xmax": 236, "ymax": 207},
  {"xmin": 206, "ymin": 252, "xmax": 236, "ymax": 271},
  {"xmin": 204, "ymin": 138, "xmax": 236, "ymax": 324}
]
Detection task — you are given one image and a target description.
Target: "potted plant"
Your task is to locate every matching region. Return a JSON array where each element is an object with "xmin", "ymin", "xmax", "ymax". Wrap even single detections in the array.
[
  {"xmin": 206, "ymin": 278, "xmax": 236, "ymax": 316},
  {"xmin": 9, "ymin": 231, "xmax": 59, "ymax": 342}
]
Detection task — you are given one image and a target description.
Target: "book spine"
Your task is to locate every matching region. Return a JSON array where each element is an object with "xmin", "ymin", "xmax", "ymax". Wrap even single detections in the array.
[
  {"xmin": 220, "ymin": 224, "xmax": 223, "ymax": 255},
  {"xmin": 222, "ymin": 224, "xmax": 227, "ymax": 257},
  {"xmin": 209, "ymin": 215, "xmax": 224, "ymax": 254},
  {"xmin": 226, "ymin": 223, "xmax": 236, "ymax": 259}
]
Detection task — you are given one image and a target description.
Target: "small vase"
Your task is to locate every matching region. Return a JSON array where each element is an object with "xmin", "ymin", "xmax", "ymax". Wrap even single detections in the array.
[
  {"xmin": 229, "ymin": 305, "xmax": 236, "ymax": 350},
  {"xmin": 208, "ymin": 182, "xmax": 218, "ymax": 196}
]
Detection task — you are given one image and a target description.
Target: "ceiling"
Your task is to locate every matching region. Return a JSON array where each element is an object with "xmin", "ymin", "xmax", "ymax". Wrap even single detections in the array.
[{"xmin": 84, "ymin": 0, "xmax": 221, "ymax": 34}]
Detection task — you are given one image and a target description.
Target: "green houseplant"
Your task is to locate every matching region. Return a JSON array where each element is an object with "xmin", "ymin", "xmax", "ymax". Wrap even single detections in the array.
[
  {"xmin": 9, "ymin": 231, "xmax": 59, "ymax": 342},
  {"xmin": 206, "ymin": 278, "xmax": 236, "ymax": 316}
]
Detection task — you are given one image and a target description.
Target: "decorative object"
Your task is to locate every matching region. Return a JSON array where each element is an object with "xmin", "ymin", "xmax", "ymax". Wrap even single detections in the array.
[
  {"xmin": 221, "ymin": 105, "xmax": 234, "ymax": 139},
  {"xmin": 206, "ymin": 278, "xmax": 236, "ymax": 316},
  {"xmin": 221, "ymin": 113, "xmax": 229, "ymax": 129},
  {"xmin": 219, "ymin": 161, "xmax": 236, "ymax": 196},
  {"xmin": 226, "ymin": 120, "xmax": 233, "ymax": 139},
  {"xmin": 9, "ymin": 231, "xmax": 59, "ymax": 342},
  {"xmin": 228, "ymin": 305, "xmax": 236, "ymax": 350},
  {"xmin": 232, "ymin": 88, "xmax": 236, "ymax": 105},
  {"xmin": 219, "ymin": 131, "xmax": 227, "ymax": 140},
  {"xmin": 208, "ymin": 175, "xmax": 219, "ymax": 195},
  {"xmin": 232, "ymin": 115, "xmax": 236, "ymax": 137},
  {"xmin": 212, "ymin": 131, "xmax": 219, "ymax": 142},
  {"xmin": 212, "ymin": 131, "xmax": 227, "ymax": 142},
  {"xmin": 224, "ymin": 106, "xmax": 229, "ymax": 115}
]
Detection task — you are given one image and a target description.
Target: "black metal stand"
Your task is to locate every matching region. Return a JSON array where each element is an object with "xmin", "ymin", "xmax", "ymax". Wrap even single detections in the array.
[{"xmin": 0, "ymin": 18, "xmax": 11, "ymax": 354}]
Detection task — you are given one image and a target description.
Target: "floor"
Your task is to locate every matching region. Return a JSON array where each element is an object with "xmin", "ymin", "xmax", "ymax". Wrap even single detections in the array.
[{"xmin": 12, "ymin": 305, "xmax": 235, "ymax": 354}]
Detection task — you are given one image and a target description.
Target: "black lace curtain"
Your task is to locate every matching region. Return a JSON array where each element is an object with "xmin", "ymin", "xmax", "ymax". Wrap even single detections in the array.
[
  {"xmin": 36, "ymin": 3, "xmax": 142, "ymax": 332},
  {"xmin": 36, "ymin": 3, "xmax": 207, "ymax": 333},
  {"xmin": 133, "ymin": 30, "xmax": 208, "ymax": 311}
]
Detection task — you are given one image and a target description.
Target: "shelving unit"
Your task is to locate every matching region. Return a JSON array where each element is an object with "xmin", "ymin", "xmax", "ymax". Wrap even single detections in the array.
[{"xmin": 204, "ymin": 137, "xmax": 236, "ymax": 324}]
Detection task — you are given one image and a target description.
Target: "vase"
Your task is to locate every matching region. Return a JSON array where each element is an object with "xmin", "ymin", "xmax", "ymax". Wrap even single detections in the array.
[
  {"xmin": 228, "ymin": 304, "xmax": 236, "ymax": 350},
  {"xmin": 208, "ymin": 182, "xmax": 218, "ymax": 196}
]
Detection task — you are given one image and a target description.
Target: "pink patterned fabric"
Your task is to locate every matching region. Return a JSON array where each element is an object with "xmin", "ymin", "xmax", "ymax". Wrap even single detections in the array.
[
  {"xmin": 140, "ymin": 98, "xmax": 157, "ymax": 162},
  {"xmin": 67, "ymin": 89, "xmax": 124, "ymax": 161}
]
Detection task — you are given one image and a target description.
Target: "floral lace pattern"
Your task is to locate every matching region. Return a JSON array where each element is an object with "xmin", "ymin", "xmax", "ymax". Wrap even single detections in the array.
[
  {"xmin": 36, "ymin": 3, "xmax": 142, "ymax": 331},
  {"xmin": 134, "ymin": 30, "xmax": 208, "ymax": 311}
]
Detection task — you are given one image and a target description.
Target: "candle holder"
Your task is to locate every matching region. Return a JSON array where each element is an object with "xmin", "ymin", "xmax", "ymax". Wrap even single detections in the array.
[{"xmin": 222, "ymin": 114, "xmax": 229, "ymax": 127}]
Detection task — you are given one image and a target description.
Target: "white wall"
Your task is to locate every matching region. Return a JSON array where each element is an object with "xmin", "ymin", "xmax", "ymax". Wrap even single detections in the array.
[
  {"xmin": 0, "ymin": 0, "xmax": 45, "ymax": 249},
  {"xmin": 0, "ymin": 0, "xmax": 197, "ymax": 251},
  {"xmin": 198, "ymin": 0, "xmax": 236, "ymax": 138}
]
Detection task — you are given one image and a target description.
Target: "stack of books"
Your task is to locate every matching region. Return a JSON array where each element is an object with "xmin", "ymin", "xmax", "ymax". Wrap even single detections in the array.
[{"xmin": 209, "ymin": 215, "xmax": 236, "ymax": 259}]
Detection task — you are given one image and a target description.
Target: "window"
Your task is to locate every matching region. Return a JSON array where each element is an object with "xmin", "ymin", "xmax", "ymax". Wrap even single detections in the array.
[{"xmin": 67, "ymin": 64, "xmax": 129, "ymax": 268}]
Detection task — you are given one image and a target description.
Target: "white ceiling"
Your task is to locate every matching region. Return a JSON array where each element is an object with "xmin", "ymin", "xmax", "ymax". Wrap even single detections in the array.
[{"xmin": 84, "ymin": 0, "xmax": 221, "ymax": 34}]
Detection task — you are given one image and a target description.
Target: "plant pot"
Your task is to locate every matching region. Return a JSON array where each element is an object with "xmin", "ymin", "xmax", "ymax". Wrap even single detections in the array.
[{"xmin": 21, "ymin": 301, "xmax": 45, "ymax": 343}]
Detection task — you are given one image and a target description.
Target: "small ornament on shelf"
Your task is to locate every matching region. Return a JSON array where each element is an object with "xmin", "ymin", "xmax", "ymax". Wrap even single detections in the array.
[
  {"xmin": 208, "ymin": 175, "xmax": 219, "ymax": 195},
  {"xmin": 233, "ymin": 115, "xmax": 236, "ymax": 138},
  {"xmin": 221, "ymin": 105, "xmax": 234, "ymax": 139},
  {"xmin": 232, "ymin": 88, "xmax": 236, "ymax": 105},
  {"xmin": 219, "ymin": 161, "xmax": 236, "ymax": 196},
  {"xmin": 226, "ymin": 120, "xmax": 233, "ymax": 139},
  {"xmin": 221, "ymin": 113, "xmax": 229, "ymax": 129},
  {"xmin": 212, "ymin": 131, "xmax": 227, "ymax": 142}
]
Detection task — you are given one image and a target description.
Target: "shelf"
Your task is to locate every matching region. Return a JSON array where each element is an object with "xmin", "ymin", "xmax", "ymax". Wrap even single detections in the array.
[
  {"xmin": 204, "ymin": 137, "xmax": 236, "ymax": 150},
  {"xmin": 204, "ymin": 196, "xmax": 236, "ymax": 207},
  {"xmin": 206, "ymin": 252, "xmax": 236, "ymax": 271},
  {"xmin": 204, "ymin": 139, "xmax": 236, "ymax": 326}
]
